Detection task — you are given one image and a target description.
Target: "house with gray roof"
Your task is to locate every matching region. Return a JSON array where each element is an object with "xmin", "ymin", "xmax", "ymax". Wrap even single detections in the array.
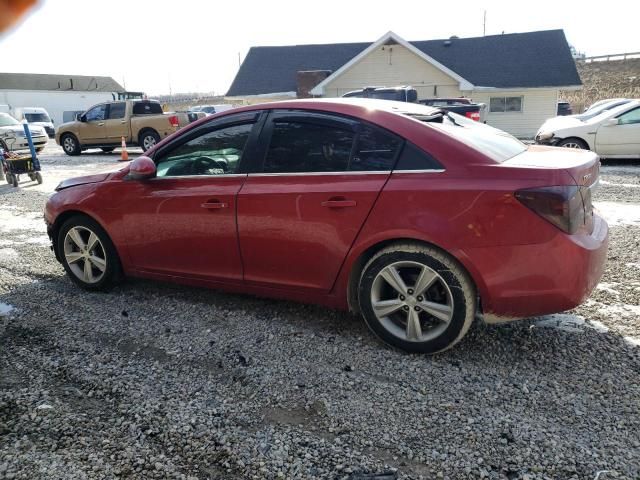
[
  {"xmin": 227, "ymin": 30, "xmax": 582, "ymax": 137},
  {"xmin": 0, "ymin": 73, "xmax": 124, "ymax": 126}
]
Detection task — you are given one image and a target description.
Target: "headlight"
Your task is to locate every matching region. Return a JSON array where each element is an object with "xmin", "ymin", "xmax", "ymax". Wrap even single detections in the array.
[{"xmin": 537, "ymin": 131, "xmax": 554, "ymax": 141}]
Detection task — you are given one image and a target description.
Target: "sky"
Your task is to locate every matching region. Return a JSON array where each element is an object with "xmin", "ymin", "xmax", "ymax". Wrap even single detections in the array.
[{"xmin": 1, "ymin": 0, "xmax": 638, "ymax": 96}]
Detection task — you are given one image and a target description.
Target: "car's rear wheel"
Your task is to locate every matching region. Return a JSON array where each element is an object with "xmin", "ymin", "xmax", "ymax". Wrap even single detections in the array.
[
  {"xmin": 139, "ymin": 130, "xmax": 160, "ymax": 152},
  {"xmin": 358, "ymin": 243, "xmax": 476, "ymax": 354},
  {"xmin": 61, "ymin": 134, "xmax": 81, "ymax": 156},
  {"xmin": 57, "ymin": 215, "xmax": 122, "ymax": 291},
  {"xmin": 557, "ymin": 138, "xmax": 588, "ymax": 150}
]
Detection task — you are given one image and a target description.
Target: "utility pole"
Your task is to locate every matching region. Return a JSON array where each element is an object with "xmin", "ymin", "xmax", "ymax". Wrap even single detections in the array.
[
  {"xmin": 483, "ymin": 10, "xmax": 486, "ymax": 36},
  {"xmin": 238, "ymin": 52, "xmax": 241, "ymax": 68}
]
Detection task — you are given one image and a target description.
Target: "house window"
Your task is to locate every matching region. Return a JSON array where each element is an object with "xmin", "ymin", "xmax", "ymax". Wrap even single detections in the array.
[{"xmin": 489, "ymin": 96, "xmax": 523, "ymax": 113}]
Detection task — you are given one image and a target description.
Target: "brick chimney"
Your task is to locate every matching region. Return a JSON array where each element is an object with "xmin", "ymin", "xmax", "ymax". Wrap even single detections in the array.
[{"xmin": 296, "ymin": 70, "xmax": 332, "ymax": 98}]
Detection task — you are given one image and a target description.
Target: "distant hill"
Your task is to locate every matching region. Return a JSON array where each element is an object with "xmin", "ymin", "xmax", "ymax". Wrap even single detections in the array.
[{"xmin": 561, "ymin": 58, "xmax": 640, "ymax": 112}]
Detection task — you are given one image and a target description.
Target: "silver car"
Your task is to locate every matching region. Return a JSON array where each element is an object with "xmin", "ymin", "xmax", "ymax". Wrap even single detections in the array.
[{"xmin": 0, "ymin": 113, "xmax": 48, "ymax": 152}]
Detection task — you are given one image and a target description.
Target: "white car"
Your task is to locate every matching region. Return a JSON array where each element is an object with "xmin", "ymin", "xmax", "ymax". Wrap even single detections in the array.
[
  {"xmin": 13, "ymin": 107, "xmax": 55, "ymax": 138},
  {"xmin": 0, "ymin": 113, "xmax": 48, "ymax": 153},
  {"xmin": 535, "ymin": 100, "xmax": 640, "ymax": 159}
]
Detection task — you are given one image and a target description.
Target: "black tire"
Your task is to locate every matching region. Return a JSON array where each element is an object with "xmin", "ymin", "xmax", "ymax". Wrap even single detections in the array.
[
  {"xmin": 61, "ymin": 133, "xmax": 81, "ymax": 156},
  {"xmin": 28, "ymin": 173, "xmax": 36, "ymax": 181},
  {"xmin": 358, "ymin": 243, "xmax": 476, "ymax": 354},
  {"xmin": 556, "ymin": 137, "xmax": 589, "ymax": 150},
  {"xmin": 57, "ymin": 215, "xmax": 123, "ymax": 291},
  {"xmin": 35, "ymin": 172, "xmax": 43, "ymax": 185},
  {"xmin": 139, "ymin": 130, "xmax": 160, "ymax": 152},
  {"xmin": 5, "ymin": 173, "xmax": 13, "ymax": 185},
  {"xmin": 101, "ymin": 147, "xmax": 116, "ymax": 153},
  {"xmin": 11, "ymin": 174, "xmax": 18, "ymax": 187}
]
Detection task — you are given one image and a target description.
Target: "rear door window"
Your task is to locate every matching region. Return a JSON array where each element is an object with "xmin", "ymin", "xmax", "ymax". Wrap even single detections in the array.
[
  {"xmin": 263, "ymin": 118, "xmax": 355, "ymax": 173},
  {"xmin": 108, "ymin": 102, "xmax": 126, "ymax": 119},
  {"xmin": 350, "ymin": 125, "xmax": 401, "ymax": 171}
]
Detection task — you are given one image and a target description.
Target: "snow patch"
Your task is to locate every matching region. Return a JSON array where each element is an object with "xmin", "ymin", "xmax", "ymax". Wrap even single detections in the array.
[
  {"xmin": 594, "ymin": 202, "xmax": 640, "ymax": 226},
  {"xmin": 596, "ymin": 283, "xmax": 621, "ymax": 296},
  {"xmin": 0, "ymin": 248, "xmax": 19, "ymax": 259},
  {"xmin": 0, "ymin": 207, "xmax": 46, "ymax": 233},
  {"xmin": 599, "ymin": 180, "xmax": 640, "ymax": 189},
  {"xmin": 597, "ymin": 304, "xmax": 640, "ymax": 317},
  {"xmin": 534, "ymin": 313, "xmax": 586, "ymax": 332},
  {"xmin": 0, "ymin": 302, "xmax": 14, "ymax": 316},
  {"xmin": 624, "ymin": 336, "xmax": 640, "ymax": 348}
]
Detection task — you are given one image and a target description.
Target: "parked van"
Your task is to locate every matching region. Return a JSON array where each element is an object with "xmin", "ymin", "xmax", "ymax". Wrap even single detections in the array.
[{"xmin": 13, "ymin": 107, "xmax": 55, "ymax": 138}]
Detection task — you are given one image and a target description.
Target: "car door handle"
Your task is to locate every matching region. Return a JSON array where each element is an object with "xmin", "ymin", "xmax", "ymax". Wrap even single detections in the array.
[
  {"xmin": 120, "ymin": 120, "xmax": 126, "ymax": 124},
  {"xmin": 201, "ymin": 201, "xmax": 228, "ymax": 209},
  {"xmin": 321, "ymin": 199, "xmax": 357, "ymax": 208},
  {"xmin": 97, "ymin": 122, "xmax": 105, "ymax": 126}
]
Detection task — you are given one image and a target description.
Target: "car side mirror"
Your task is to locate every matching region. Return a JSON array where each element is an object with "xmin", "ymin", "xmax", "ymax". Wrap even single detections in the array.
[
  {"xmin": 127, "ymin": 155, "xmax": 156, "ymax": 180},
  {"xmin": 604, "ymin": 118, "xmax": 618, "ymax": 127},
  {"xmin": 79, "ymin": 114, "xmax": 87, "ymax": 122}
]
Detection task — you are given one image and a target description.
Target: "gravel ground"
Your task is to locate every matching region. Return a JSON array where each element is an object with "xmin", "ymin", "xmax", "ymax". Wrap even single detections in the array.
[{"xmin": 0, "ymin": 142, "xmax": 639, "ymax": 480}]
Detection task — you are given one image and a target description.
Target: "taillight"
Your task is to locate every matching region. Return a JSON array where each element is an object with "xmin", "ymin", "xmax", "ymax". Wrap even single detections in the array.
[
  {"xmin": 465, "ymin": 111, "xmax": 480, "ymax": 121},
  {"xmin": 515, "ymin": 185, "xmax": 586, "ymax": 234},
  {"xmin": 168, "ymin": 115, "xmax": 179, "ymax": 128}
]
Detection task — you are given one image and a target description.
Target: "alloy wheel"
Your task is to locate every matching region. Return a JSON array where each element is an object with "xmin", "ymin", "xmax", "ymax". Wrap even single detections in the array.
[
  {"xmin": 63, "ymin": 137, "xmax": 76, "ymax": 153},
  {"xmin": 143, "ymin": 135, "xmax": 156, "ymax": 150},
  {"xmin": 370, "ymin": 261, "xmax": 453, "ymax": 342},
  {"xmin": 63, "ymin": 226, "xmax": 107, "ymax": 284}
]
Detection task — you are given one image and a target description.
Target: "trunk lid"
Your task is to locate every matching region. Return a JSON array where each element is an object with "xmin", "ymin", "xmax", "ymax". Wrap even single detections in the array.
[{"xmin": 504, "ymin": 145, "xmax": 600, "ymax": 187}]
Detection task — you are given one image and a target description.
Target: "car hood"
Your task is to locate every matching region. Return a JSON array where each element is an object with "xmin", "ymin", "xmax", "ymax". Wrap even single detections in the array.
[
  {"xmin": 0, "ymin": 125, "xmax": 47, "ymax": 136},
  {"xmin": 538, "ymin": 116, "xmax": 584, "ymax": 132},
  {"xmin": 55, "ymin": 164, "xmax": 128, "ymax": 191}
]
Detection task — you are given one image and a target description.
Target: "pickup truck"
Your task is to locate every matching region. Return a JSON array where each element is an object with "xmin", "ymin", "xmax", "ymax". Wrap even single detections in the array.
[
  {"xmin": 419, "ymin": 98, "xmax": 488, "ymax": 122},
  {"xmin": 55, "ymin": 100, "xmax": 204, "ymax": 156},
  {"xmin": 342, "ymin": 87, "xmax": 486, "ymax": 122}
]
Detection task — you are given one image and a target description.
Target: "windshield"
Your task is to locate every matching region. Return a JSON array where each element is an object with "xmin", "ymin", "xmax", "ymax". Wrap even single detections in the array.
[
  {"xmin": 577, "ymin": 100, "xmax": 629, "ymax": 121},
  {"xmin": 428, "ymin": 112, "xmax": 527, "ymax": 163},
  {"xmin": 0, "ymin": 114, "xmax": 20, "ymax": 127},
  {"xmin": 24, "ymin": 113, "xmax": 51, "ymax": 122}
]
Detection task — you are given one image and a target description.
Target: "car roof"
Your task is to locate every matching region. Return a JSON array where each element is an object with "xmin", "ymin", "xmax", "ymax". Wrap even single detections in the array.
[
  {"xmin": 590, "ymin": 99, "xmax": 639, "ymax": 120},
  {"xmin": 233, "ymin": 97, "xmax": 441, "ymax": 117}
]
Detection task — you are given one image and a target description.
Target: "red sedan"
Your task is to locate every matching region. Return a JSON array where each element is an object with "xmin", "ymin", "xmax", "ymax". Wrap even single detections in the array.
[{"xmin": 44, "ymin": 99, "xmax": 608, "ymax": 353}]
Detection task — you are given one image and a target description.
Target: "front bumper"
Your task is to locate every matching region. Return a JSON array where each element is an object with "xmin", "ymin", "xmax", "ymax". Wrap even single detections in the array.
[
  {"xmin": 5, "ymin": 135, "xmax": 48, "ymax": 151},
  {"xmin": 468, "ymin": 214, "xmax": 609, "ymax": 319},
  {"xmin": 534, "ymin": 133, "xmax": 559, "ymax": 146}
]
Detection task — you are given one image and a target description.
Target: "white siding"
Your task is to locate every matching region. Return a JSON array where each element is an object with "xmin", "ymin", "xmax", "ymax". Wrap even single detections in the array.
[
  {"xmin": 0, "ymin": 90, "xmax": 116, "ymax": 126},
  {"xmin": 469, "ymin": 88, "xmax": 558, "ymax": 138},
  {"xmin": 321, "ymin": 44, "xmax": 461, "ymax": 99}
]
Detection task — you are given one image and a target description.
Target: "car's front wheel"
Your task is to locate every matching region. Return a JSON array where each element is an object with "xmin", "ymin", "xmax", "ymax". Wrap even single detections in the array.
[
  {"xmin": 57, "ymin": 215, "xmax": 122, "ymax": 291},
  {"xmin": 557, "ymin": 137, "xmax": 588, "ymax": 150},
  {"xmin": 61, "ymin": 134, "xmax": 81, "ymax": 156},
  {"xmin": 358, "ymin": 243, "xmax": 476, "ymax": 354}
]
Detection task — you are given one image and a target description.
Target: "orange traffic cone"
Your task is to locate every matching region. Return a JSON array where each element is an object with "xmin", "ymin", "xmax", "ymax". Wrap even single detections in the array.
[{"xmin": 119, "ymin": 136, "xmax": 129, "ymax": 162}]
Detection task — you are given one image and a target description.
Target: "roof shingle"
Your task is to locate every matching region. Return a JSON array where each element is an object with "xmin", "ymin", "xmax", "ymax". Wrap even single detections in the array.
[
  {"xmin": 227, "ymin": 29, "xmax": 581, "ymax": 96},
  {"xmin": 0, "ymin": 73, "xmax": 124, "ymax": 92}
]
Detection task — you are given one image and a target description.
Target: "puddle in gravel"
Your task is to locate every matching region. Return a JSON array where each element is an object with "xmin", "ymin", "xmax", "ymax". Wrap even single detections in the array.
[
  {"xmin": 0, "ymin": 302, "xmax": 15, "ymax": 316},
  {"xmin": 594, "ymin": 202, "xmax": 640, "ymax": 226}
]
